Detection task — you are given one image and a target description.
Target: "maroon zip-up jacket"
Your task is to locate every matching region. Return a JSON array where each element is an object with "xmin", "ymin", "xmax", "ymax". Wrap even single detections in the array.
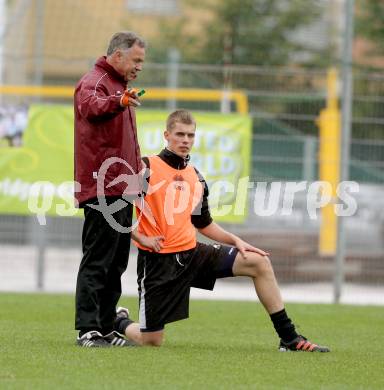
[{"xmin": 74, "ymin": 56, "xmax": 141, "ymax": 207}]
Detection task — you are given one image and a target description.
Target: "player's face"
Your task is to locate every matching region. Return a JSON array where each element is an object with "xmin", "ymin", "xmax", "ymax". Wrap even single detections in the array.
[
  {"xmin": 115, "ymin": 43, "xmax": 145, "ymax": 81},
  {"xmin": 164, "ymin": 122, "xmax": 196, "ymax": 158}
]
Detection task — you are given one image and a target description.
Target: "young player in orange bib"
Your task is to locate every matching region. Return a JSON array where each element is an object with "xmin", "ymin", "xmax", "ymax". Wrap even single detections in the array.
[{"xmin": 115, "ymin": 109, "xmax": 330, "ymax": 352}]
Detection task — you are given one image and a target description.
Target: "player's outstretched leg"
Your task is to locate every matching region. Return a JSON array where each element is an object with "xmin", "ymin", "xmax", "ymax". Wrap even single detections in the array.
[{"xmin": 232, "ymin": 252, "xmax": 330, "ymax": 352}]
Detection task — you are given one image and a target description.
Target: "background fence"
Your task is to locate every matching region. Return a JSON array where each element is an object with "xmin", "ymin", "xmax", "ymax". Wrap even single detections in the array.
[{"xmin": 0, "ymin": 0, "xmax": 383, "ymax": 304}]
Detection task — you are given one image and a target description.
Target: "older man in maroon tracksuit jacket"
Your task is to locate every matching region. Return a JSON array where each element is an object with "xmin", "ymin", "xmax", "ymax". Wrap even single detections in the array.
[{"xmin": 74, "ymin": 31, "xmax": 145, "ymax": 348}]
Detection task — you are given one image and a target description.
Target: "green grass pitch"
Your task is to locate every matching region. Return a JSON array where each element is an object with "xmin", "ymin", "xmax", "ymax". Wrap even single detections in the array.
[{"xmin": 1, "ymin": 293, "xmax": 383, "ymax": 389}]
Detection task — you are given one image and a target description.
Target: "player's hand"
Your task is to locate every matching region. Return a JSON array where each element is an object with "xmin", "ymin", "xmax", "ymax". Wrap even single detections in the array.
[
  {"xmin": 139, "ymin": 235, "xmax": 165, "ymax": 252},
  {"xmin": 233, "ymin": 237, "xmax": 269, "ymax": 259},
  {"xmin": 120, "ymin": 88, "xmax": 141, "ymax": 107}
]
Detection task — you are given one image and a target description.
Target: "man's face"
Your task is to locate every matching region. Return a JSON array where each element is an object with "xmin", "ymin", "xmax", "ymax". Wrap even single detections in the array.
[
  {"xmin": 164, "ymin": 122, "xmax": 196, "ymax": 158},
  {"xmin": 115, "ymin": 43, "xmax": 145, "ymax": 81}
]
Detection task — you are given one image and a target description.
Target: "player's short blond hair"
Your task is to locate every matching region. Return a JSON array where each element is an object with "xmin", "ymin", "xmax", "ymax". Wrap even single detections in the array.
[{"xmin": 166, "ymin": 109, "xmax": 196, "ymax": 132}]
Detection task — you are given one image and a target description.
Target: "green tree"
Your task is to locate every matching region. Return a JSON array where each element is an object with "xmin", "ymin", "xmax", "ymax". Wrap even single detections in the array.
[
  {"xmin": 356, "ymin": 0, "xmax": 384, "ymax": 61},
  {"xmin": 150, "ymin": 0, "xmax": 325, "ymax": 66},
  {"xmin": 352, "ymin": 1, "xmax": 384, "ymax": 140}
]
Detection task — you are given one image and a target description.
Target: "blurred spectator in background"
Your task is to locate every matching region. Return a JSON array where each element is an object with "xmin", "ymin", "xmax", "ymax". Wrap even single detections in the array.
[{"xmin": 0, "ymin": 105, "xmax": 28, "ymax": 147}]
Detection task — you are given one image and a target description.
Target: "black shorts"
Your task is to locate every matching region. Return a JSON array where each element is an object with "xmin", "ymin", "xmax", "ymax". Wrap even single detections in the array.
[{"xmin": 137, "ymin": 243, "xmax": 238, "ymax": 332}]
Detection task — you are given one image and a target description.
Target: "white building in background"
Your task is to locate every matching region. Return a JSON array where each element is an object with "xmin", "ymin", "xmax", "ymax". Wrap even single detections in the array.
[
  {"xmin": 126, "ymin": 0, "xmax": 179, "ymax": 15},
  {"xmin": 288, "ymin": 0, "xmax": 344, "ymax": 63}
]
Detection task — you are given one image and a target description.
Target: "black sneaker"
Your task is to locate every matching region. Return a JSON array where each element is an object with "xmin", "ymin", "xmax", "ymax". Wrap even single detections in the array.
[
  {"xmin": 114, "ymin": 306, "xmax": 134, "ymax": 335},
  {"xmin": 279, "ymin": 335, "xmax": 330, "ymax": 352},
  {"xmin": 76, "ymin": 330, "xmax": 111, "ymax": 348},
  {"xmin": 104, "ymin": 331, "xmax": 137, "ymax": 347}
]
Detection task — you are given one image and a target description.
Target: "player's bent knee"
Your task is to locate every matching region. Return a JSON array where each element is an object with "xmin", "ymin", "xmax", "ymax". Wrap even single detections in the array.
[
  {"xmin": 233, "ymin": 252, "xmax": 272, "ymax": 278},
  {"xmin": 254, "ymin": 254, "xmax": 273, "ymax": 274},
  {"xmin": 249, "ymin": 253, "xmax": 269, "ymax": 276},
  {"xmin": 141, "ymin": 330, "xmax": 164, "ymax": 347},
  {"xmin": 145, "ymin": 339, "xmax": 163, "ymax": 347},
  {"xmin": 262, "ymin": 255, "xmax": 272, "ymax": 268}
]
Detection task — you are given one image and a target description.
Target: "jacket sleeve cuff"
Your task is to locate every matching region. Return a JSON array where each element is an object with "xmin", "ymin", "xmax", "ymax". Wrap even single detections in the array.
[{"xmin": 113, "ymin": 96, "xmax": 126, "ymax": 112}]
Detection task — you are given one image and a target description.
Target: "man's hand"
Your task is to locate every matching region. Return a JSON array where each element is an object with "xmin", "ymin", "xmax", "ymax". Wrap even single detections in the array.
[
  {"xmin": 198, "ymin": 222, "xmax": 269, "ymax": 260},
  {"xmin": 233, "ymin": 237, "xmax": 269, "ymax": 260},
  {"xmin": 140, "ymin": 235, "xmax": 165, "ymax": 252},
  {"xmin": 133, "ymin": 233, "xmax": 165, "ymax": 252},
  {"xmin": 120, "ymin": 88, "xmax": 141, "ymax": 107}
]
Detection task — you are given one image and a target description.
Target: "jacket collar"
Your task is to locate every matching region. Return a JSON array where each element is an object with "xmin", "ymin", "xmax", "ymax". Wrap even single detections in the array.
[
  {"xmin": 158, "ymin": 148, "xmax": 190, "ymax": 170},
  {"xmin": 94, "ymin": 56, "xmax": 126, "ymax": 84}
]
